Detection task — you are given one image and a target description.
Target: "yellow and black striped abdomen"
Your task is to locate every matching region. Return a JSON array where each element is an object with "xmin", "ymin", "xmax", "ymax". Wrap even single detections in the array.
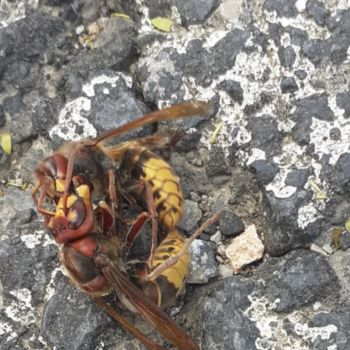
[
  {"xmin": 151, "ymin": 229, "xmax": 189, "ymax": 307},
  {"xmin": 123, "ymin": 147, "xmax": 183, "ymax": 231}
]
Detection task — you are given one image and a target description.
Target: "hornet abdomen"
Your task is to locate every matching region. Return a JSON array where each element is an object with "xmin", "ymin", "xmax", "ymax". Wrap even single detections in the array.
[{"xmin": 121, "ymin": 147, "xmax": 183, "ymax": 231}]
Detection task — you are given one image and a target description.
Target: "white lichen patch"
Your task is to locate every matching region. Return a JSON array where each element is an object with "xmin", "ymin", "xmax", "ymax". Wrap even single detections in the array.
[
  {"xmin": 266, "ymin": 168, "xmax": 297, "ymax": 198},
  {"xmin": 0, "ymin": 321, "xmax": 16, "ymax": 342},
  {"xmin": 82, "ymin": 73, "xmax": 132, "ymax": 97},
  {"xmin": 298, "ymin": 201, "xmax": 325, "ymax": 229},
  {"xmin": 190, "ymin": 239, "xmax": 209, "ymax": 264},
  {"xmin": 245, "ymin": 295, "xmax": 338, "ymax": 350},
  {"xmin": 4, "ymin": 288, "xmax": 36, "ymax": 326},
  {"xmin": 20, "ymin": 233, "xmax": 41, "ymax": 249},
  {"xmin": 0, "ymin": 0, "xmax": 38, "ymax": 28},
  {"xmin": 44, "ymin": 267, "xmax": 62, "ymax": 303},
  {"xmin": 21, "ymin": 229, "xmax": 55, "ymax": 249},
  {"xmin": 49, "ymin": 97, "xmax": 96, "ymax": 141}
]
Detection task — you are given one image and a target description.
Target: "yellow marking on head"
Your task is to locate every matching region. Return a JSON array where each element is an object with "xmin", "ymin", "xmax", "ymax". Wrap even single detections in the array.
[
  {"xmin": 56, "ymin": 194, "xmax": 78, "ymax": 210},
  {"xmin": 67, "ymin": 209, "xmax": 78, "ymax": 223},
  {"xmin": 55, "ymin": 179, "xmax": 65, "ymax": 193},
  {"xmin": 75, "ymin": 184, "xmax": 91, "ymax": 200}
]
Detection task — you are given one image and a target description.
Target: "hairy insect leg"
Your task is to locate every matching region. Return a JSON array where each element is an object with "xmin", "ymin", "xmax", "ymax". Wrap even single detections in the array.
[
  {"xmin": 144, "ymin": 213, "xmax": 220, "ymax": 282},
  {"xmin": 35, "ymin": 188, "xmax": 56, "ymax": 218},
  {"xmin": 106, "ymin": 169, "xmax": 117, "ymax": 235},
  {"xmin": 122, "ymin": 180, "xmax": 159, "ymax": 265},
  {"xmin": 93, "ymin": 297, "xmax": 166, "ymax": 350}
]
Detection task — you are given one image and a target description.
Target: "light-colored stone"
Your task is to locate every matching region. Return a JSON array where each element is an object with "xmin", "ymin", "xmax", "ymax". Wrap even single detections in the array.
[
  {"xmin": 218, "ymin": 264, "xmax": 233, "ymax": 278},
  {"xmin": 225, "ymin": 225, "xmax": 264, "ymax": 274},
  {"xmin": 210, "ymin": 230, "xmax": 222, "ymax": 243}
]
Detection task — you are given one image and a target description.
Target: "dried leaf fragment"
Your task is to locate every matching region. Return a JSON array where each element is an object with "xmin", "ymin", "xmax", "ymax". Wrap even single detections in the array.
[
  {"xmin": 345, "ymin": 218, "xmax": 350, "ymax": 232},
  {"xmin": 210, "ymin": 121, "xmax": 224, "ymax": 144},
  {"xmin": 1, "ymin": 133, "xmax": 12, "ymax": 154},
  {"xmin": 151, "ymin": 17, "xmax": 173, "ymax": 32},
  {"xmin": 111, "ymin": 12, "xmax": 130, "ymax": 20}
]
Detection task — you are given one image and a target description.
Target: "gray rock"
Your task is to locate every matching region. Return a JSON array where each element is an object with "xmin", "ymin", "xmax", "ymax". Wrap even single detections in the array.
[
  {"xmin": 292, "ymin": 93, "xmax": 334, "ymax": 145},
  {"xmin": 336, "ymin": 91, "xmax": 350, "ymax": 118},
  {"xmin": 330, "ymin": 200, "xmax": 350, "ymax": 225},
  {"xmin": 175, "ymin": 0, "xmax": 220, "ymax": 26},
  {"xmin": 286, "ymin": 26, "xmax": 308, "ymax": 46},
  {"xmin": 294, "ymin": 69, "xmax": 307, "ymax": 80},
  {"xmin": 281, "ymin": 76, "xmax": 299, "ymax": 93},
  {"xmin": 310, "ymin": 307, "xmax": 350, "ymax": 350},
  {"xmin": 175, "ymin": 129, "xmax": 202, "ymax": 153},
  {"xmin": 334, "ymin": 153, "xmax": 350, "ymax": 193},
  {"xmin": 219, "ymin": 210, "xmax": 245, "ymax": 238},
  {"xmin": 264, "ymin": 190, "xmax": 319, "ymax": 255},
  {"xmin": 0, "ymin": 104, "xmax": 5, "ymax": 128},
  {"xmin": 302, "ymin": 38, "xmax": 328, "ymax": 65},
  {"xmin": 329, "ymin": 127, "xmax": 341, "ymax": 141},
  {"xmin": 278, "ymin": 45, "xmax": 296, "ymax": 68},
  {"xmin": 218, "ymin": 80, "xmax": 244, "ymax": 104},
  {"xmin": 206, "ymin": 146, "xmax": 231, "ymax": 178},
  {"xmin": 340, "ymin": 231, "xmax": 350, "ymax": 251},
  {"xmin": 285, "ymin": 168, "xmax": 310, "ymax": 189},
  {"xmin": 263, "ymin": 0, "xmax": 298, "ymax": 17},
  {"xmin": 247, "ymin": 116, "xmax": 283, "ymax": 157},
  {"xmin": 329, "ymin": 249, "xmax": 350, "ymax": 302},
  {"xmin": 65, "ymin": 17, "xmax": 136, "ymax": 80},
  {"xmin": 306, "ymin": 0, "xmax": 330, "ymax": 27},
  {"xmin": 136, "ymin": 47, "xmax": 186, "ymax": 105},
  {"xmin": 187, "ymin": 239, "xmax": 219, "ymax": 283},
  {"xmin": 80, "ymin": 0, "xmax": 104, "ymax": 23},
  {"xmin": 31, "ymin": 97, "xmax": 59, "ymax": 135},
  {"xmin": 185, "ymin": 29, "xmax": 248, "ymax": 86},
  {"xmin": 185, "ymin": 277, "xmax": 259, "ymax": 350},
  {"xmin": 172, "ymin": 155, "xmax": 212, "ymax": 196},
  {"xmin": 41, "ymin": 280, "xmax": 126, "ymax": 350},
  {"xmin": 294, "ymin": 93, "xmax": 334, "ymax": 122},
  {"xmin": 249, "ymin": 159, "xmax": 279, "ymax": 185},
  {"xmin": 256, "ymin": 250, "xmax": 340, "ymax": 312},
  {"xmin": 178, "ymin": 200, "xmax": 203, "ymax": 232},
  {"xmin": 88, "ymin": 76, "xmax": 152, "ymax": 141},
  {"xmin": 144, "ymin": 0, "xmax": 172, "ymax": 17}
]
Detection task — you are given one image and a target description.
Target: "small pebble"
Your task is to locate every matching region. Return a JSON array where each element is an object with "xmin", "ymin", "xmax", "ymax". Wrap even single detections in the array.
[
  {"xmin": 217, "ymin": 243, "xmax": 227, "ymax": 258},
  {"xmin": 190, "ymin": 192, "xmax": 201, "ymax": 202},
  {"xmin": 76, "ymin": 25, "xmax": 85, "ymax": 35},
  {"xmin": 178, "ymin": 200, "xmax": 202, "ymax": 232},
  {"xmin": 210, "ymin": 231, "xmax": 222, "ymax": 243},
  {"xmin": 340, "ymin": 231, "xmax": 350, "ymax": 251},
  {"xmin": 216, "ymin": 255, "xmax": 224, "ymax": 263},
  {"xmin": 218, "ymin": 264, "xmax": 233, "ymax": 278},
  {"xmin": 219, "ymin": 210, "xmax": 245, "ymax": 238},
  {"xmin": 226, "ymin": 225, "xmax": 264, "ymax": 274},
  {"xmin": 322, "ymin": 243, "xmax": 334, "ymax": 255},
  {"xmin": 310, "ymin": 243, "xmax": 329, "ymax": 256}
]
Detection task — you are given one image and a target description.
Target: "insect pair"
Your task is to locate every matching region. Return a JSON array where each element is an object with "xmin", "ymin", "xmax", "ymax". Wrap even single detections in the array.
[{"xmin": 32, "ymin": 101, "xmax": 218, "ymax": 350}]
